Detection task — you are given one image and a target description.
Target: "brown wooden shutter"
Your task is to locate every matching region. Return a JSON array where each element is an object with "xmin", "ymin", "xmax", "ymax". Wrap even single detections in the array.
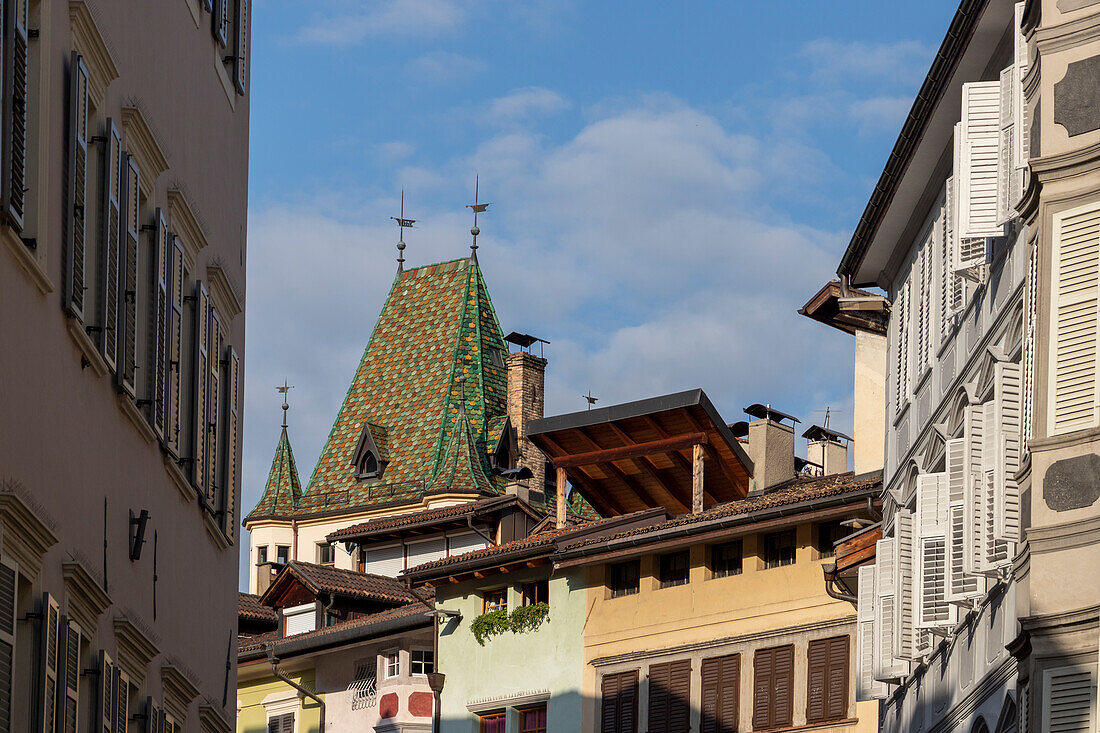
[
  {"xmin": 825, "ymin": 637, "xmax": 849, "ymax": 722},
  {"xmin": 601, "ymin": 673, "xmax": 619, "ymax": 733},
  {"xmin": 2, "ymin": 0, "xmax": 28, "ymax": 230},
  {"xmin": 602, "ymin": 671, "xmax": 639, "ymax": 733},
  {"xmin": 0, "ymin": 558, "xmax": 16, "ymax": 733},
  {"xmin": 648, "ymin": 660, "xmax": 690, "ymax": 733},
  {"xmin": 191, "ymin": 282, "xmax": 209, "ymax": 491},
  {"xmin": 701, "ymin": 654, "xmax": 739, "ymax": 733},
  {"xmin": 113, "ymin": 671, "xmax": 128, "ymax": 733},
  {"xmin": 807, "ymin": 639, "xmax": 827, "ymax": 723},
  {"xmin": 64, "ymin": 53, "xmax": 89, "ymax": 321},
  {"xmin": 147, "ymin": 210, "xmax": 170, "ymax": 439},
  {"xmin": 213, "ymin": 0, "xmax": 229, "ymax": 47},
  {"xmin": 117, "ymin": 155, "xmax": 140, "ymax": 397},
  {"xmin": 37, "ymin": 593, "xmax": 60, "ymax": 733},
  {"xmin": 233, "ymin": 0, "xmax": 249, "ymax": 94},
  {"xmin": 165, "ymin": 237, "xmax": 185, "ymax": 457},
  {"xmin": 206, "ymin": 307, "xmax": 223, "ymax": 508},
  {"xmin": 144, "ymin": 699, "xmax": 160, "ymax": 733},
  {"xmin": 753, "ymin": 645, "xmax": 794, "ymax": 731},
  {"xmin": 58, "ymin": 619, "xmax": 80, "ymax": 733},
  {"xmin": 221, "ymin": 345, "xmax": 240, "ymax": 536},
  {"xmin": 97, "ymin": 652, "xmax": 114, "ymax": 733},
  {"xmin": 97, "ymin": 120, "xmax": 122, "ymax": 372}
]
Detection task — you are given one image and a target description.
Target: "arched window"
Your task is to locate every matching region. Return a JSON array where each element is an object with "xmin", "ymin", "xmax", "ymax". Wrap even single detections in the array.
[
  {"xmin": 994, "ymin": 695, "xmax": 1018, "ymax": 733},
  {"xmin": 971, "ymin": 716, "xmax": 990, "ymax": 733}
]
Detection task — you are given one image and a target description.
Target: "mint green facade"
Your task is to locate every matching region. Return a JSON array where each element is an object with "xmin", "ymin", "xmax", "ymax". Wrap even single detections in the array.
[{"xmin": 436, "ymin": 567, "xmax": 585, "ymax": 732}]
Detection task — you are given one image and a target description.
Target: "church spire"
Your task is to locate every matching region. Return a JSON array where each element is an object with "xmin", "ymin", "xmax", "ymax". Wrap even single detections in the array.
[{"xmin": 247, "ymin": 382, "xmax": 303, "ymax": 517}]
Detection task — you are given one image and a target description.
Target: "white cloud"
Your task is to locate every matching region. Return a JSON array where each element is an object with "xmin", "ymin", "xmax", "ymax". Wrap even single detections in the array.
[
  {"xmin": 800, "ymin": 39, "xmax": 933, "ymax": 86},
  {"xmin": 406, "ymin": 51, "xmax": 485, "ymax": 84},
  {"xmin": 484, "ymin": 87, "xmax": 570, "ymax": 125},
  {"xmin": 299, "ymin": 0, "xmax": 465, "ymax": 45},
  {"xmin": 374, "ymin": 140, "xmax": 415, "ymax": 161},
  {"xmin": 849, "ymin": 95, "xmax": 912, "ymax": 134}
]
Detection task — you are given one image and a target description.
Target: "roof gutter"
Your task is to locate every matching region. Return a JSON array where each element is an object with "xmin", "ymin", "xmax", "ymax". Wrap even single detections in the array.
[
  {"xmin": 554, "ymin": 487, "xmax": 880, "ymax": 563},
  {"xmin": 267, "ymin": 644, "xmax": 325, "ymax": 731},
  {"xmin": 240, "ymin": 612, "xmax": 430, "ymax": 662}
]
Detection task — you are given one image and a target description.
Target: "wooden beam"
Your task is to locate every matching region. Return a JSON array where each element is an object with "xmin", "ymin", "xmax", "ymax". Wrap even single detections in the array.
[
  {"xmin": 498, "ymin": 566, "xmax": 510, "ymax": 573},
  {"xmin": 564, "ymin": 466, "xmax": 625, "ymax": 517},
  {"xmin": 703, "ymin": 443, "xmax": 743, "ymax": 499},
  {"xmin": 550, "ymin": 433, "xmax": 708, "ymax": 469},
  {"xmin": 473, "ymin": 571, "xmax": 486, "ymax": 579},
  {"xmin": 692, "ymin": 443, "xmax": 705, "ymax": 514},
  {"xmin": 575, "ymin": 427, "xmax": 685, "ymax": 514},
  {"xmin": 556, "ymin": 466, "xmax": 567, "ymax": 528},
  {"xmin": 604, "ymin": 423, "xmax": 691, "ymax": 512}
]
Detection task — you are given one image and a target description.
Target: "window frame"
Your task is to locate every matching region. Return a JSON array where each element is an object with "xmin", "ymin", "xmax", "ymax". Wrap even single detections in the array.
[
  {"xmin": 657, "ymin": 551, "xmax": 690, "ymax": 589},
  {"xmin": 752, "ymin": 644, "xmax": 795, "ymax": 731},
  {"xmin": 608, "ymin": 559, "xmax": 640, "ymax": 598},
  {"xmin": 710, "ymin": 540, "xmax": 743, "ymax": 578},
  {"xmin": 518, "ymin": 704, "xmax": 547, "ymax": 733},
  {"xmin": 815, "ymin": 521, "xmax": 847, "ymax": 559},
  {"xmin": 522, "ymin": 579, "xmax": 549, "ymax": 606},
  {"xmin": 410, "ymin": 649, "xmax": 434, "ymax": 676},
  {"xmin": 806, "ymin": 635, "xmax": 850, "ymax": 724},
  {"xmin": 275, "ymin": 545, "xmax": 290, "ymax": 565},
  {"xmin": 315, "ymin": 542, "xmax": 334, "ymax": 565},
  {"xmin": 479, "ymin": 710, "xmax": 506, "ymax": 733},
  {"xmin": 762, "ymin": 530, "xmax": 797, "ymax": 569},
  {"xmin": 383, "ymin": 650, "xmax": 400, "ymax": 679},
  {"xmin": 256, "ymin": 546, "xmax": 267, "ymax": 564},
  {"xmin": 482, "ymin": 588, "xmax": 508, "ymax": 614}
]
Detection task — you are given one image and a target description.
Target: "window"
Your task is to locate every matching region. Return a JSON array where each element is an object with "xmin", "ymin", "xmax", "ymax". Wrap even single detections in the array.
[
  {"xmin": 710, "ymin": 541, "xmax": 742, "ymax": 578},
  {"xmin": 316, "ymin": 543, "xmax": 334, "ymax": 565},
  {"xmin": 482, "ymin": 589, "xmax": 507, "ymax": 614},
  {"xmin": 608, "ymin": 560, "xmax": 640, "ymax": 598},
  {"xmin": 701, "ymin": 654, "xmax": 740, "ymax": 733},
  {"xmin": 752, "ymin": 645, "xmax": 794, "ymax": 730},
  {"xmin": 647, "ymin": 660, "xmax": 690, "ymax": 733},
  {"xmin": 410, "ymin": 650, "xmax": 434, "ymax": 675},
  {"xmin": 384, "ymin": 651, "xmax": 400, "ymax": 679},
  {"xmin": 267, "ymin": 714, "xmax": 293, "ymax": 733},
  {"xmin": 601, "ymin": 670, "xmax": 639, "ymax": 733},
  {"xmin": 489, "ymin": 347, "xmax": 505, "ymax": 368},
  {"xmin": 763, "ymin": 530, "xmax": 796, "ymax": 569},
  {"xmin": 282, "ymin": 604, "xmax": 316, "ymax": 636},
  {"xmin": 519, "ymin": 705, "xmax": 547, "ymax": 733},
  {"xmin": 658, "ymin": 551, "xmax": 690, "ymax": 589},
  {"xmin": 522, "ymin": 579, "xmax": 548, "ymax": 606},
  {"xmin": 816, "ymin": 521, "xmax": 847, "ymax": 559},
  {"xmin": 806, "ymin": 636, "xmax": 849, "ymax": 724},
  {"xmin": 257, "ymin": 546, "xmax": 267, "ymax": 564},
  {"xmin": 479, "ymin": 712, "xmax": 506, "ymax": 733},
  {"xmin": 276, "ymin": 545, "xmax": 290, "ymax": 565}
]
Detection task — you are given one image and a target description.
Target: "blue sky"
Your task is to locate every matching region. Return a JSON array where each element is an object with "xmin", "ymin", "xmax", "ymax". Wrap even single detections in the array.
[{"xmin": 240, "ymin": 0, "xmax": 958, "ymax": 582}]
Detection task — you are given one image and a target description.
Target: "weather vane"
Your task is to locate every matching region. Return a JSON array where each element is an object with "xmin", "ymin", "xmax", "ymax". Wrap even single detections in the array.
[
  {"xmin": 584, "ymin": 390, "xmax": 598, "ymax": 410},
  {"xmin": 277, "ymin": 379, "xmax": 294, "ymax": 428},
  {"xmin": 466, "ymin": 174, "xmax": 490, "ymax": 260},
  {"xmin": 391, "ymin": 189, "xmax": 415, "ymax": 271}
]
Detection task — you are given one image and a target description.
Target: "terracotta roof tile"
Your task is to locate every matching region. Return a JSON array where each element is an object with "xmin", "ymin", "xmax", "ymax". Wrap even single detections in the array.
[
  {"xmin": 238, "ymin": 601, "xmax": 431, "ymax": 654},
  {"xmin": 326, "ymin": 495, "xmax": 519, "ymax": 543},
  {"xmin": 238, "ymin": 593, "xmax": 277, "ymax": 623},
  {"xmin": 264, "ymin": 561, "xmax": 419, "ymax": 605}
]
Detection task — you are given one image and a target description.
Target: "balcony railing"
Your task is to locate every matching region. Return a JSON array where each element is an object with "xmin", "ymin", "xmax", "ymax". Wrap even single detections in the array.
[{"xmin": 348, "ymin": 676, "xmax": 378, "ymax": 710}]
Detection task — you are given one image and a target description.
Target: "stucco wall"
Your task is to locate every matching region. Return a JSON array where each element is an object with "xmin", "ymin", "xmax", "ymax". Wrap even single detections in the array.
[
  {"xmin": 435, "ymin": 567, "xmax": 585, "ymax": 733},
  {"xmin": 853, "ymin": 329, "xmax": 887, "ymax": 475},
  {"xmin": 238, "ymin": 670, "xmax": 323, "ymax": 733}
]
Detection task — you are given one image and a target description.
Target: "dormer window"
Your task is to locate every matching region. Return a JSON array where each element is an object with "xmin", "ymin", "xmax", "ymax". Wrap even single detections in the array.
[{"xmin": 351, "ymin": 421, "xmax": 388, "ymax": 481}]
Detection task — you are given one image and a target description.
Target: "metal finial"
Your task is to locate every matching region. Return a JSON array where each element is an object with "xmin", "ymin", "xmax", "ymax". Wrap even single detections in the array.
[
  {"xmin": 584, "ymin": 390, "xmax": 598, "ymax": 410},
  {"xmin": 466, "ymin": 174, "xmax": 490, "ymax": 260},
  {"xmin": 277, "ymin": 379, "xmax": 294, "ymax": 428},
  {"xmin": 391, "ymin": 189, "xmax": 415, "ymax": 272}
]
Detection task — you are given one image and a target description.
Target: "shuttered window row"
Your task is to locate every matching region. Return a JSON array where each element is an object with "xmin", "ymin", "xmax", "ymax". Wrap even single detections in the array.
[
  {"xmin": 601, "ymin": 670, "xmax": 638, "ymax": 733},
  {"xmin": 700, "ymin": 654, "xmax": 739, "ymax": 733},
  {"xmin": 753, "ymin": 644, "xmax": 794, "ymax": 731},
  {"xmin": 806, "ymin": 637, "xmax": 848, "ymax": 724},
  {"xmin": 647, "ymin": 660, "xmax": 690, "ymax": 733}
]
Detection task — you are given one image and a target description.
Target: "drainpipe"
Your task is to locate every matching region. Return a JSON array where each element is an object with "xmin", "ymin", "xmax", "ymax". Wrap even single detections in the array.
[
  {"xmin": 822, "ymin": 563, "xmax": 858, "ymax": 603},
  {"xmin": 267, "ymin": 644, "xmax": 325, "ymax": 732},
  {"xmin": 404, "ymin": 577, "xmax": 443, "ymax": 733}
]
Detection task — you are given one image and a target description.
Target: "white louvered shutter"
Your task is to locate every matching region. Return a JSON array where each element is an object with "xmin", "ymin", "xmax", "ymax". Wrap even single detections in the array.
[
  {"xmin": 206, "ymin": 307, "xmax": 223, "ymax": 509},
  {"xmin": 895, "ymin": 278, "xmax": 911, "ymax": 411},
  {"xmin": 1015, "ymin": 2, "xmax": 1029, "ymax": 175},
  {"xmin": 983, "ymin": 466, "xmax": 1011, "ymax": 570},
  {"xmin": 1049, "ymin": 203, "xmax": 1100, "ymax": 434},
  {"xmin": 2, "ymin": 0, "xmax": 29, "ymax": 231},
  {"xmin": 942, "ymin": 176, "xmax": 965, "ymax": 329},
  {"xmin": 958, "ymin": 80, "xmax": 1004, "ymax": 244},
  {"xmin": 1042, "ymin": 664, "xmax": 1096, "ymax": 733},
  {"xmin": 856, "ymin": 565, "xmax": 887, "ymax": 700},
  {"xmin": 946, "ymin": 439, "xmax": 981, "ymax": 603},
  {"xmin": 447, "ymin": 532, "xmax": 489, "ymax": 558},
  {"xmin": 148, "ymin": 211, "xmax": 170, "ymax": 440},
  {"xmin": 893, "ymin": 510, "xmax": 919, "ymax": 660},
  {"xmin": 98, "ymin": 120, "xmax": 122, "ymax": 373},
  {"xmin": 233, "ymin": 0, "xmax": 249, "ymax": 94},
  {"xmin": 916, "ymin": 474, "xmax": 953, "ymax": 629},
  {"xmin": 222, "ymin": 345, "xmax": 241, "ymax": 538},
  {"xmin": 0, "ymin": 558, "xmax": 16, "ymax": 732},
  {"xmin": 37, "ymin": 593, "xmax": 60, "ymax": 733},
  {"xmin": 998, "ymin": 64, "xmax": 1018, "ymax": 224},
  {"xmin": 874, "ymin": 538, "xmax": 907, "ymax": 681},
  {"xmin": 963, "ymin": 402, "xmax": 987, "ymax": 577},
  {"xmin": 406, "ymin": 537, "xmax": 447, "ymax": 570},
  {"xmin": 192, "ymin": 282, "xmax": 210, "ymax": 491},
  {"xmin": 166, "ymin": 237, "xmax": 185, "ymax": 458},
  {"xmin": 994, "ymin": 362, "xmax": 1023, "ymax": 542},
  {"xmin": 365, "ymin": 544, "xmax": 404, "ymax": 577},
  {"xmin": 64, "ymin": 53, "xmax": 89, "ymax": 321},
  {"xmin": 1023, "ymin": 238, "xmax": 1038, "ymax": 453},
  {"xmin": 58, "ymin": 618, "xmax": 80, "ymax": 733},
  {"xmin": 282, "ymin": 604, "xmax": 315, "ymax": 636},
  {"xmin": 116, "ymin": 155, "xmax": 140, "ymax": 398},
  {"xmin": 97, "ymin": 652, "xmax": 114, "ymax": 733}
]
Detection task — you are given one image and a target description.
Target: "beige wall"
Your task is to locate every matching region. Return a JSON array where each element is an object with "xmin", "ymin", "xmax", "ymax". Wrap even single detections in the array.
[
  {"xmin": 0, "ymin": 0, "xmax": 248, "ymax": 728},
  {"xmin": 581, "ymin": 522, "xmax": 878, "ymax": 733},
  {"xmin": 853, "ymin": 330, "xmax": 886, "ymax": 475}
]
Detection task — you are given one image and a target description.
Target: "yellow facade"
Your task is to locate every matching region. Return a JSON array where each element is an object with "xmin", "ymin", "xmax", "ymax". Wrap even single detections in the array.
[
  {"xmin": 237, "ymin": 668, "xmax": 323, "ymax": 733},
  {"xmin": 581, "ymin": 522, "xmax": 879, "ymax": 733}
]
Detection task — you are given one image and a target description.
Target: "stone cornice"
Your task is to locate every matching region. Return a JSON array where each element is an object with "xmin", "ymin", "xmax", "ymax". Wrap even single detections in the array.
[
  {"xmin": 68, "ymin": 1, "xmax": 119, "ymax": 107},
  {"xmin": 120, "ymin": 106, "xmax": 170, "ymax": 192},
  {"xmin": 198, "ymin": 705, "xmax": 232, "ymax": 733},
  {"xmin": 61, "ymin": 561, "xmax": 111, "ymax": 636},
  {"xmin": 161, "ymin": 663, "xmax": 201, "ymax": 722},
  {"xmin": 0, "ymin": 486, "xmax": 59, "ymax": 581},
  {"xmin": 167, "ymin": 189, "xmax": 209, "ymax": 272},
  {"xmin": 1034, "ymin": 6, "xmax": 1100, "ymax": 54},
  {"xmin": 206, "ymin": 263, "xmax": 242, "ymax": 321},
  {"xmin": 113, "ymin": 614, "xmax": 160, "ymax": 685},
  {"xmin": 1020, "ymin": 603, "xmax": 1100, "ymax": 634},
  {"xmin": 1027, "ymin": 514, "xmax": 1100, "ymax": 554}
]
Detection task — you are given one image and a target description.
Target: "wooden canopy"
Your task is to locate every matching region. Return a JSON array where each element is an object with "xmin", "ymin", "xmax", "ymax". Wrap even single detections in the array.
[{"xmin": 527, "ymin": 389, "xmax": 753, "ymax": 519}]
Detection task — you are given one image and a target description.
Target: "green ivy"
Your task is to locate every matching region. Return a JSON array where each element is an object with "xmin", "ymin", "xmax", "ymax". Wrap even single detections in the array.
[{"xmin": 469, "ymin": 603, "xmax": 551, "ymax": 645}]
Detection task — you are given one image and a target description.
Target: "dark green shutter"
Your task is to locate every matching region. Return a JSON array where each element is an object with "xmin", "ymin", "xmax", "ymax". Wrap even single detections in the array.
[
  {"xmin": 233, "ymin": 0, "xmax": 248, "ymax": 94},
  {"xmin": 97, "ymin": 120, "xmax": 122, "ymax": 371},
  {"xmin": 57, "ymin": 619, "xmax": 79, "ymax": 733},
  {"xmin": 0, "ymin": 559, "xmax": 16, "ymax": 733},
  {"xmin": 166, "ymin": 237, "xmax": 185, "ymax": 458},
  {"xmin": 206, "ymin": 306, "xmax": 222, "ymax": 508},
  {"xmin": 63, "ymin": 53, "xmax": 89, "ymax": 321},
  {"xmin": 36, "ymin": 593, "xmax": 59, "ymax": 733},
  {"xmin": 148, "ymin": 210, "xmax": 169, "ymax": 439},
  {"xmin": 116, "ymin": 155, "xmax": 140, "ymax": 397},
  {"xmin": 97, "ymin": 652, "xmax": 114, "ymax": 733},
  {"xmin": 2, "ymin": 0, "xmax": 28, "ymax": 230},
  {"xmin": 222, "ymin": 346, "xmax": 240, "ymax": 536},
  {"xmin": 191, "ymin": 282, "xmax": 210, "ymax": 491}
]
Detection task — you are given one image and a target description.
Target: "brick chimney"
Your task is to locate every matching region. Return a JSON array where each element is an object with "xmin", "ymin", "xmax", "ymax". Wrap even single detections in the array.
[
  {"xmin": 745, "ymin": 407, "xmax": 797, "ymax": 491},
  {"xmin": 506, "ymin": 351, "xmax": 547, "ymax": 503}
]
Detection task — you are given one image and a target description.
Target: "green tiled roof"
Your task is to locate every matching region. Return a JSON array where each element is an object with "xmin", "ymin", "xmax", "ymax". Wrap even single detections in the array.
[
  {"xmin": 247, "ymin": 257, "xmax": 508, "ymax": 521},
  {"xmin": 250, "ymin": 426, "xmax": 303, "ymax": 516}
]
